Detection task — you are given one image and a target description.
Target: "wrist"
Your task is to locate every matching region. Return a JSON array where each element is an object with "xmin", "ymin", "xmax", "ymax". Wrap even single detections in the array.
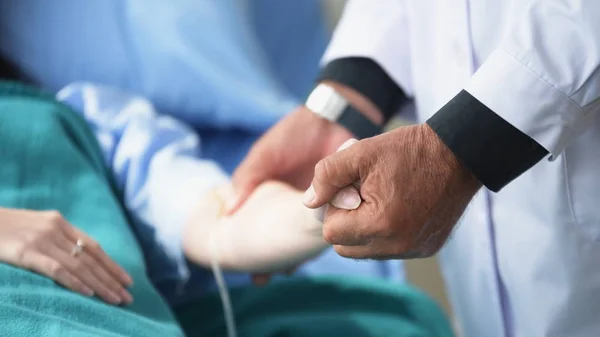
[
  {"xmin": 297, "ymin": 106, "xmax": 354, "ymax": 157},
  {"xmin": 419, "ymin": 123, "xmax": 482, "ymax": 194},
  {"xmin": 304, "ymin": 82, "xmax": 383, "ymax": 140},
  {"xmin": 319, "ymin": 81, "xmax": 384, "ymax": 126}
]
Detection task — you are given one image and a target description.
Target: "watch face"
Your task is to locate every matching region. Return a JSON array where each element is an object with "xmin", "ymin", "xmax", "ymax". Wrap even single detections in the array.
[{"xmin": 305, "ymin": 84, "xmax": 347, "ymax": 121}]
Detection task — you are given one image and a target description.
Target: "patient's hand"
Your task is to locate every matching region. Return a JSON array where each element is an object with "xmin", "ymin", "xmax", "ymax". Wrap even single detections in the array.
[
  {"xmin": 183, "ymin": 181, "xmax": 356, "ymax": 273},
  {"xmin": 0, "ymin": 208, "xmax": 133, "ymax": 305}
]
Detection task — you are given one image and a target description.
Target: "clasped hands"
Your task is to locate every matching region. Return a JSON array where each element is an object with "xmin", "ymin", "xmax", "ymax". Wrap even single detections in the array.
[
  {"xmin": 227, "ymin": 106, "xmax": 481, "ymax": 268},
  {"xmin": 182, "ymin": 140, "xmax": 361, "ymax": 278}
]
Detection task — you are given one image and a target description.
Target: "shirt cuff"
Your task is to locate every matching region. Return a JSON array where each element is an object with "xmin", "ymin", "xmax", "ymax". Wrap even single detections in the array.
[
  {"xmin": 465, "ymin": 49, "xmax": 592, "ymax": 157},
  {"xmin": 318, "ymin": 57, "xmax": 408, "ymax": 123},
  {"xmin": 426, "ymin": 90, "xmax": 549, "ymax": 192}
]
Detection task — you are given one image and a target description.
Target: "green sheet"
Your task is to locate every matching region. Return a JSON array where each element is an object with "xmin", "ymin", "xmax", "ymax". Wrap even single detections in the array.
[
  {"xmin": 176, "ymin": 276, "xmax": 455, "ymax": 337},
  {"xmin": 0, "ymin": 81, "xmax": 454, "ymax": 337}
]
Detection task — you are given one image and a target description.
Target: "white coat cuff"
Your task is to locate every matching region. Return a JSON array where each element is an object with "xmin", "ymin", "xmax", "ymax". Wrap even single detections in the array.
[{"xmin": 465, "ymin": 49, "xmax": 589, "ymax": 157}]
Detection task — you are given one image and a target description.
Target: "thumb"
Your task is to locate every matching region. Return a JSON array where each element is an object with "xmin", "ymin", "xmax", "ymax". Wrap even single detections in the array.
[
  {"xmin": 330, "ymin": 185, "xmax": 361, "ymax": 210},
  {"xmin": 303, "ymin": 140, "xmax": 361, "ymax": 209},
  {"xmin": 312, "ymin": 185, "xmax": 361, "ymax": 222}
]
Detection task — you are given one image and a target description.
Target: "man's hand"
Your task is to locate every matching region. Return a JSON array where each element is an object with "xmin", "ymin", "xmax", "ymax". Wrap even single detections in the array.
[
  {"xmin": 304, "ymin": 124, "xmax": 482, "ymax": 259},
  {"xmin": 228, "ymin": 105, "xmax": 352, "ymax": 214}
]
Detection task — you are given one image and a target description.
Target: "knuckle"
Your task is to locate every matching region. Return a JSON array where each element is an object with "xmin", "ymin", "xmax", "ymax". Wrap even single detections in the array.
[
  {"xmin": 314, "ymin": 158, "xmax": 333, "ymax": 181},
  {"xmin": 322, "ymin": 226, "xmax": 336, "ymax": 243},
  {"xmin": 14, "ymin": 243, "xmax": 32, "ymax": 266},
  {"xmin": 48, "ymin": 262, "xmax": 65, "ymax": 278},
  {"xmin": 21, "ymin": 232, "xmax": 38, "ymax": 245},
  {"xmin": 45, "ymin": 210, "xmax": 64, "ymax": 223},
  {"xmin": 17, "ymin": 233, "xmax": 42, "ymax": 254},
  {"xmin": 43, "ymin": 211, "xmax": 65, "ymax": 231},
  {"xmin": 87, "ymin": 240, "xmax": 101, "ymax": 252}
]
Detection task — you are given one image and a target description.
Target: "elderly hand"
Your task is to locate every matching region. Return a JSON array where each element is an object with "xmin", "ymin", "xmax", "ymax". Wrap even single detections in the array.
[
  {"xmin": 228, "ymin": 105, "xmax": 352, "ymax": 214},
  {"xmin": 303, "ymin": 124, "xmax": 481, "ymax": 259},
  {"xmin": 0, "ymin": 208, "xmax": 133, "ymax": 305}
]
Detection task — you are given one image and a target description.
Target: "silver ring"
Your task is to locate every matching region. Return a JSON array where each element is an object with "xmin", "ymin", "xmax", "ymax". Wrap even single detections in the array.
[{"xmin": 70, "ymin": 239, "xmax": 85, "ymax": 258}]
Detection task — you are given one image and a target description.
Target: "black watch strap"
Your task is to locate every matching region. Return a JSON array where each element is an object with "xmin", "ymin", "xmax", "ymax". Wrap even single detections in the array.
[{"xmin": 337, "ymin": 105, "xmax": 382, "ymax": 139}]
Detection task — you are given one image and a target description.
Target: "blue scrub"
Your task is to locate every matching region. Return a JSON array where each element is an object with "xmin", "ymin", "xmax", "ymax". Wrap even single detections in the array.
[{"xmin": 0, "ymin": 0, "xmax": 404, "ymax": 306}]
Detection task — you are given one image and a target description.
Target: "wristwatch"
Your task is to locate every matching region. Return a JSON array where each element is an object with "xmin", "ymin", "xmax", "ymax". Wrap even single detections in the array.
[{"xmin": 305, "ymin": 84, "xmax": 382, "ymax": 139}]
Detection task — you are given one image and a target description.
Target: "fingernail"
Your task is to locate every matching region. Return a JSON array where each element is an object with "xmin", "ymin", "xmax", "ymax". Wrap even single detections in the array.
[
  {"xmin": 82, "ymin": 287, "xmax": 94, "ymax": 297},
  {"xmin": 337, "ymin": 138, "xmax": 358, "ymax": 152},
  {"xmin": 123, "ymin": 274, "xmax": 133, "ymax": 286},
  {"xmin": 120, "ymin": 289, "xmax": 133, "ymax": 304},
  {"xmin": 332, "ymin": 189, "xmax": 361, "ymax": 210},
  {"xmin": 303, "ymin": 185, "xmax": 315, "ymax": 205}
]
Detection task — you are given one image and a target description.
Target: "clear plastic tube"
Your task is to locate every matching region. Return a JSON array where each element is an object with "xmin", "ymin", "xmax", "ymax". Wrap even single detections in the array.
[{"xmin": 210, "ymin": 231, "xmax": 237, "ymax": 337}]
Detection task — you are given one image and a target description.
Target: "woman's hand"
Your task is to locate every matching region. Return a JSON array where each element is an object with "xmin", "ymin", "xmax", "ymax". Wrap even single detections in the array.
[{"xmin": 0, "ymin": 208, "xmax": 133, "ymax": 305}]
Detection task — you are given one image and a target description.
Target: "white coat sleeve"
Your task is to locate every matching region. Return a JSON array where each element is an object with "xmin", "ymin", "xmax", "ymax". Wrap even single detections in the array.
[
  {"xmin": 465, "ymin": 0, "xmax": 600, "ymax": 157},
  {"xmin": 321, "ymin": 0, "xmax": 413, "ymax": 96}
]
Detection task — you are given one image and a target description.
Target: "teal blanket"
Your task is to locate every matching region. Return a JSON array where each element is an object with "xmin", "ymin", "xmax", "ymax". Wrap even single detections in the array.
[
  {"xmin": 0, "ymin": 81, "xmax": 454, "ymax": 337},
  {"xmin": 0, "ymin": 82, "xmax": 184, "ymax": 336}
]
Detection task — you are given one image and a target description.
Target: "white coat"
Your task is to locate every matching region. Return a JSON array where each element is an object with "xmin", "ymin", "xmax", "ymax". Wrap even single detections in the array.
[{"xmin": 323, "ymin": 1, "xmax": 600, "ymax": 336}]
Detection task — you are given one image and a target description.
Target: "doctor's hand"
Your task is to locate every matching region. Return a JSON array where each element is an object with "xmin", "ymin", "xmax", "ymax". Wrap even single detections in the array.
[
  {"xmin": 304, "ymin": 124, "xmax": 481, "ymax": 259},
  {"xmin": 228, "ymin": 105, "xmax": 352, "ymax": 214}
]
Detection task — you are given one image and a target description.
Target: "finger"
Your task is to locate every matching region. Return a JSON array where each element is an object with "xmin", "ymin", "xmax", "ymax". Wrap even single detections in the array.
[
  {"xmin": 19, "ymin": 250, "xmax": 94, "ymax": 297},
  {"xmin": 65, "ymin": 226, "xmax": 133, "ymax": 287},
  {"xmin": 54, "ymin": 233, "xmax": 131, "ymax": 304},
  {"xmin": 329, "ymin": 185, "xmax": 362, "ymax": 210},
  {"xmin": 328, "ymin": 140, "xmax": 361, "ymax": 210},
  {"xmin": 321, "ymin": 201, "xmax": 381, "ymax": 246},
  {"xmin": 225, "ymin": 180, "xmax": 258, "ymax": 216},
  {"xmin": 48, "ymin": 240, "xmax": 123, "ymax": 305},
  {"xmin": 229, "ymin": 154, "xmax": 271, "ymax": 215},
  {"xmin": 78, "ymin": 250, "xmax": 133, "ymax": 305},
  {"xmin": 333, "ymin": 244, "xmax": 422, "ymax": 260},
  {"xmin": 321, "ymin": 209, "xmax": 367, "ymax": 246},
  {"xmin": 305, "ymin": 143, "xmax": 363, "ymax": 209}
]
